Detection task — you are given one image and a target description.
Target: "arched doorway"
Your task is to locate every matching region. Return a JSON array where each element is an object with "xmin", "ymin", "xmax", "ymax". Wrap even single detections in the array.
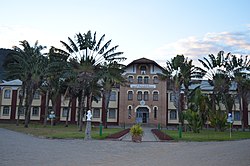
[{"xmin": 136, "ymin": 107, "xmax": 149, "ymax": 123}]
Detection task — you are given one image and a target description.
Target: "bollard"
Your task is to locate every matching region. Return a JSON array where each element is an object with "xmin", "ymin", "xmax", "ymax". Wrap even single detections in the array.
[
  {"xmin": 99, "ymin": 122, "xmax": 103, "ymax": 136},
  {"xmin": 178, "ymin": 124, "xmax": 182, "ymax": 138},
  {"xmin": 158, "ymin": 123, "xmax": 161, "ymax": 130}
]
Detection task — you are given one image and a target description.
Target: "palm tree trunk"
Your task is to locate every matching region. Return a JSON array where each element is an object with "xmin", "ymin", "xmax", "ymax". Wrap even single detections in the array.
[
  {"xmin": 79, "ymin": 90, "xmax": 85, "ymax": 131},
  {"xmin": 65, "ymin": 98, "xmax": 72, "ymax": 127},
  {"xmin": 102, "ymin": 90, "xmax": 111, "ymax": 129},
  {"xmin": 24, "ymin": 92, "xmax": 33, "ymax": 128},
  {"xmin": 16, "ymin": 85, "xmax": 25, "ymax": 126},
  {"xmin": 43, "ymin": 90, "xmax": 49, "ymax": 127},
  {"xmin": 24, "ymin": 81, "xmax": 33, "ymax": 128}
]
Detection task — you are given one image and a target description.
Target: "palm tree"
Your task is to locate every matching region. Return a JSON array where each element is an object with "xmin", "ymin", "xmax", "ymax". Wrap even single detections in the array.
[
  {"xmin": 198, "ymin": 51, "xmax": 232, "ymax": 131},
  {"xmin": 4, "ymin": 40, "xmax": 47, "ymax": 128},
  {"xmin": 59, "ymin": 30, "xmax": 125, "ymax": 131},
  {"xmin": 41, "ymin": 47, "xmax": 70, "ymax": 126},
  {"xmin": 98, "ymin": 61, "xmax": 126, "ymax": 128},
  {"xmin": 3, "ymin": 50, "xmax": 27, "ymax": 126},
  {"xmin": 224, "ymin": 53, "xmax": 250, "ymax": 131},
  {"xmin": 159, "ymin": 55, "xmax": 203, "ymax": 131},
  {"xmin": 187, "ymin": 87, "xmax": 209, "ymax": 131}
]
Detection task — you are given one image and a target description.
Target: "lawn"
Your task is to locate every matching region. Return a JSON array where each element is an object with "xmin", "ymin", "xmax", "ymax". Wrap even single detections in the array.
[
  {"xmin": 0, "ymin": 123, "xmax": 123, "ymax": 139},
  {"xmin": 163, "ymin": 129, "xmax": 250, "ymax": 142}
]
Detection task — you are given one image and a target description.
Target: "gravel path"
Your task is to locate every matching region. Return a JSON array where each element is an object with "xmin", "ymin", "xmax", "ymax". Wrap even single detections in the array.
[{"xmin": 1, "ymin": 128, "xmax": 250, "ymax": 166}]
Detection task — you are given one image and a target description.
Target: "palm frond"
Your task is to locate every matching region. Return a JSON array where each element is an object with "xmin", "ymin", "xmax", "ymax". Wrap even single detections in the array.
[
  {"xmin": 68, "ymin": 37, "xmax": 78, "ymax": 52},
  {"xmin": 60, "ymin": 40, "xmax": 74, "ymax": 53},
  {"xmin": 94, "ymin": 34, "xmax": 105, "ymax": 52}
]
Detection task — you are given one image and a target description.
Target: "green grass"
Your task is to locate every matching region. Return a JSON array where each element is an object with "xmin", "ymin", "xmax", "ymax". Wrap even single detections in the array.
[
  {"xmin": 0, "ymin": 123, "xmax": 123, "ymax": 139},
  {"xmin": 163, "ymin": 129, "xmax": 250, "ymax": 142}
]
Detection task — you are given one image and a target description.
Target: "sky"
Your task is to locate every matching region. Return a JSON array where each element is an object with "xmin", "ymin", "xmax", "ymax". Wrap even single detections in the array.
[{"xmin": 0, "ymin": 0, "xmax": 250, "ymax": 67}]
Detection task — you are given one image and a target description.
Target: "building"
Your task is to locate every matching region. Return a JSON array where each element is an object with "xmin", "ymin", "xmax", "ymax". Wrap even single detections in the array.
[
  {"xmin": 0, "ymin": 58, "xmax": 250, "ymax": 127},
  {"xmin": 119, "ymin": 58, "xmax": 168, "ymax": 127}
]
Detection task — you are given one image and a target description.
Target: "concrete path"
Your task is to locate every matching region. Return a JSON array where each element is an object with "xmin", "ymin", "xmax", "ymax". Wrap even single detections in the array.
[
  {"xmin": 1, "ymin": 128, "xmax": 250, "ymax": 166},
  {"xmin": 121, "ymin": 127, "xmax": 159, "ymax": 142}
]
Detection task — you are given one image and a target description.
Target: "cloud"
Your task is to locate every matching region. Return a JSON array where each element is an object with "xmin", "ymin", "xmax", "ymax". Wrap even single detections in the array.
[{"xmin": 151, "ymin": 28, "xmax": 250, "ymax": 67}]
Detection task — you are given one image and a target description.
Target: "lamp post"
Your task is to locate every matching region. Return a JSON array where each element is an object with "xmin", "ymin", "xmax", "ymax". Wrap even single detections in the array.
[{"xmin": 178, "ymin": 90, "xmax": 184, "ymax": 138}]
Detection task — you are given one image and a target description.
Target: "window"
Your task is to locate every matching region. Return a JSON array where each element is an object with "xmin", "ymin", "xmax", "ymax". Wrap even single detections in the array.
[
  {"xmin": 128, "ymin": 106, "xmax": 132, "ymax": 119},
  {"xmin": 93, "ymin": 108, "xmax": 100, "ymax": 118},
  {"xmin": 108, "ymin": 108, "xmax": 116, "ymax": 119},
  {"xmin": 170, "ymin": 93, "xmax": 175, "ymax": 102},
  {"xmin": 110, "ymin": 91, "xmax": 116, "ymax": 101},
  {"xmin": 34, "ymin": 91, "xmax": 40, "ymax": 99},
  {"xmin": 234, "ymin": 95, "xmax": 239, "ymax": 103},
  {"xmin": 32, "ymin": 107, "xmax": 39, "ymax": 116},
  {"xmin": 153, "ymin": 91, "xmax": 159, "ymax": 101},
  {"xmin": 154, "ymin": 107, "xmax": 157, "ymax": 119},
  {"xmin": 144, "ymin": 91, "xmax": 149, "ymax": 101},
  {"xmin": 170, "ymin": 110, "xmax": 177, "ymax": 120},
  {"xmin": 62, "ymin": 107, "xmax": 69, "ymax": 117},
  {"xmin": 144, "ymin": 76, "xmax": 149, "ymax": 84},
  {"xmin": 19, "ymin": 90, "xmax": 24, "ymax": 98},
  {"xmin": 95, "ymin": 96, "xmax": 101, "ymax": 101},
  {"xmin": 137, "ymin": 76, "xmax": 143, "ymax": 84},
  {"xmin": 128, "ymin": 76, "xmax": 133, "ymax": 83},
  {"xmin": 3, "ymin": 106, "xmax": 10, "ymax": 116},
  {"xmin": 234, "ymin": 111, "xmax": 240, "ymax": 121},
  {"xmin": 140, "ymin": 65, "xmax": 146, "ymax": 74},
  {"xmin": 137, "ymin": 91, "xmax": 142, "ymax": 101},
  {"xmin": 128, "ymin": 91, "xmax": 133, "ymax": 100},
  {"xmin": 4, "ymin": 89, "xmax": 11, "ymax": 99},
  {"xmin": 18, "ymin": 107, "xmax": 25, "ymax": 116},
  {"xmin": 153, "ymin": 76, "xmax": 159, "ymax": 84}
]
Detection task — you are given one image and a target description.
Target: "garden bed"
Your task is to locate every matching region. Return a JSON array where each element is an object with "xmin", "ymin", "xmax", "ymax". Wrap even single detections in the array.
[
  {"xmin": 106, "ymin": 128, "xmax": 130, "ymax": 139},
  {"xmin": 151, "ymin": 129, "xmax": 173, "ymax": 141}
]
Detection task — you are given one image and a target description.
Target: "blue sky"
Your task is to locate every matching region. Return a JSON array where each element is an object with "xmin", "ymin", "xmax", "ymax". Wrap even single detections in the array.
[{"xmin": 0, "ymin": 0, "xmax": 250, "ymax": 66}]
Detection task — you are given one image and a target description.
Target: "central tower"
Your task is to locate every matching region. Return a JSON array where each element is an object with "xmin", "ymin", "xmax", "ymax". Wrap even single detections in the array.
[{"xmin": 119, "ymin": 58, "xmax": 167, "ymax": 127}]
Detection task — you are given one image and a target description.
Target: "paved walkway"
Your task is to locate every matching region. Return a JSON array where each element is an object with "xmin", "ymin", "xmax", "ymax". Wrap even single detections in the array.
[
  {"xmin": 1, "ymin": 128, "xmax": 250, "ymax": 166},
  {"xmin": 121, "ymin": 127, "xmax": 159, "ymax": 142}
]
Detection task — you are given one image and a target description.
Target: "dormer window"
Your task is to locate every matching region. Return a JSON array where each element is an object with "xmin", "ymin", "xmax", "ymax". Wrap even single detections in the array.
[{"xmin": 140, "ymin": 65, "xmax": 146, "ymax": 75}]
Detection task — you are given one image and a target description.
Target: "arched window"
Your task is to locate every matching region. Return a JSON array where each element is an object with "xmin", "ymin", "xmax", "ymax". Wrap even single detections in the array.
[
  {"xmin": 154, "ymin": 107, "xmax": 157, "ymax": 119},
  {"xmin": 128, "ymin": 91, "xmax": 133, "ymax": 100},
  {"xmin": 153, "ymin": 91, "xmax": 159, "ymax": 101},
  {"xmin": 140, "ymin": 65, "xmax": 147, "ymax": 74},
  {"xmin": 144, "ymin": 76, "xmax": 149, "ymax": 84},
  {"xmin": 137, "ymin": 76, "xmax": 143, "ymax": 84},
  {"xmin": 128, "ymin": 75, "xmax": 133, "ymax": 83},
  {"xmin": 153, "ymin": 76, "xmax": 159, "ymax": 84},
  {"xmin": 137, "ymin": 91, "xmax": 142, "ymax": 101},
  {"xmin": 128, "ymin": 105, "xmax": 132, "ymax": 119},
  {"xmin": 144, "ymin": 91, "xmax": 149, "ymax": 101}
]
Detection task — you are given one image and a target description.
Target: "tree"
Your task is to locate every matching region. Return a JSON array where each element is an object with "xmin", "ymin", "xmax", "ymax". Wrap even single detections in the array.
[
  {"xmin": 41, "ymin": 47, "xmax": 70, "ymax": 126},
  {"xmin": 59, "ymin": 30, "xmax": 125, "ymax": 131},
  {"xmin": 198, "ymin": 51, "xmax": 232, "ymax": 131},
  {"xmin": 98, "ymin": 61, "xmax": 126, "ymax": 128},
  {"xmin": 186, "ymin": 87, "xmax": 209, "ymax": 132},
  {"xmin": 224, "ymin": 53, "xmax": 250, "ymax": 131},
  {"xmin": 159, "ymin": 55, "xmax": 203, "ymax": 130},
  {"xmin": 4, "ymin": 40, "xmax": 47, "ymax": 128}
]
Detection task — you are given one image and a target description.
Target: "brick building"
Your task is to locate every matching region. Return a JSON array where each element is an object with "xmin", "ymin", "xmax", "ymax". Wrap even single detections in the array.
[
  {"xmin": 119, "ymin": 58, "xmax": 168, "ymax": 127},
  {"xmin": 0, "ymin": 57, "xmax": 249, "ymax": 127}
]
